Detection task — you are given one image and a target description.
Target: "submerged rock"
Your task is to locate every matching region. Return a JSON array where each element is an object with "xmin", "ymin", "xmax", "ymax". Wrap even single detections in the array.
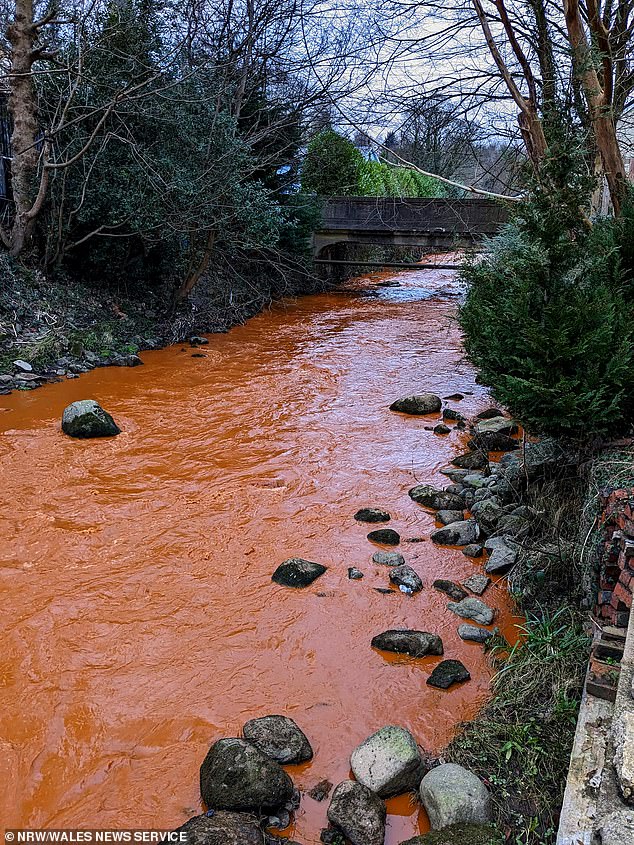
[
  {"xmin": 409, "ymin": 485, "xmax": 464, "ymax": 511},
  {"xmin": 61, "ymin": 399, "xmax": 121, "ymax": 438},
  {"xmin": 427, "ymin": 660, "xmax": 470, "ymax": 689},
  {"xmin": 199, "ymin": 738, "xmax": 294, "ymax": 812},
  {"xmin": 171, "ymin": 811, "xmax": 263, "ymax": 845},
  {"xmin": 354, "ymin": 508, "xmax": 391, "ymax": 523},
  {"xmin": 367, "ymin": 528, "xmax": 400, "ymax": 545},
  {"xmin": 431, "ymin": 519, "xmax": 479, "ymax": 547},
  {"xmin": 447, "ymin": 597, "xmax": 494, "ymax": 626},
  {"xmin": 434, "ymin": 424, "xmax": 451, "ymax": 435},
  {"xmin": 433, "ymin": 580, "xmax": 468, "ymax": 602},
  {"xmin": 272, "ymin": 558, "xmax": 327, "ymax": 588},
  {"xmin": 419, "ymin": 764, "xmax": 491, "ymax": 828},
  {"xmin": 390, "ymin": 394, "xmax": 442, "ymax": 415},
  {"xmin": 373, "ymin": 551, "xmax": 405, "ymax": 566},
  {"xmin": 242, "ymin": 715, "xmax": 313, "ymax": 764},
  {"xmin": 350, "ymin": 725, "xmax": 425, "ymax": 798},
  {"xmin": 327, "ymin": 780, "xmax": 386, "ymax": 845},
  {"xmin": 372, "ymin": 629, "xmax": 443, "ymax": 657},
  {"xmin": 389, "ymin": 564, "xmax": 423, "ymax": 593},
  {"xmin": 348, "ymin": 567, "xmax": 364, "ymax": 580}
]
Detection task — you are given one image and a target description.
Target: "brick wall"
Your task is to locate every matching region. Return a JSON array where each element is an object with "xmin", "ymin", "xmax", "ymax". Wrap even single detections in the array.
[{"xmin": 595, "ymin": 489, "xmax": 634, "ymax": 627}]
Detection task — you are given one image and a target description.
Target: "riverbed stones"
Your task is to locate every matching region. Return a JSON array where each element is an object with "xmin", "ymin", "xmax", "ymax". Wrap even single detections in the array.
[
  {"xmin": 475, "ymin": 407, "xmax": 504, "ymax": 420},
  {"xmin": 419, "ymin": 764, "xmax": 491, "ymax": 828},
  {"xmin": 433, "ymin": 580, "xmax": 468, "ymax": 602},
  {"xmin": 13, "ymin": 359, "xmax": 32, "ymax": 372},
  {"xmin": 447, "ymin": 597, "xmax": 494, "ymax": 626},
  {"xmin": 327, "ymin": 780, "xmax": 386, "ymax": 845},
  {"xmin": 409, "ymin": 485, "xmax": 465, "ymax": 511},
  {"xmin": 348, "ymin": 567, "xmax": 364, "ymax": 580},
  {"xmin": 462, "ymin": 544, "xmax": 483, "ymax": 558},
  {"xmin": 434, "ymin": 424, "xmax": 451, "ymax": 435},
  {"xmin": 354, "ymin": 508, "xmax": 391, "ymax": 523},
  {"xmin": 373, "ymin": 551, "xmax": 405, "ymax": 566},
  {"xmin": 242, "ymin": 715, "xmax": 313, "ymax": 764},
  {"xmin": 427, "ymin": 660, "xmax": 471, "ymax": 689},
  {"xmin": 390, "ymin": 393, "xmax": 442, "ymax": 415},
  {"xmin": 469, "ymin": 431, "xmax": 518, "ymax": 452},
  {"xmin": 350, "ymin": 726, "xmax": 424, "ymax": 797},
  {"xmin": 371, "ymin": 629, "xmax": 443, "ymax": 657},
  {"xmin": 451, "ymin": 451, "xmax": 488, "ymax": 470},
  {"xmin": 172, "ymin": 811, "xmax": 263, "ymax": 845},
  {"xmin": 462, "ymin": 574, "xmax": 490, "ymax": 595},
  {"xmin": 61, "ymin": 399, "xmax": 121, "ymax": 438},
  {"xmin": 470, "ymin": 499, "xmax": 504, "ymax": 535},
  {"xmin": 367, "ymin": 528, "xmax": 400, "ymax": 545},
  {"xmin": 440, "ymin": 468, "xmax": 469, "ymax": 483},
  {"xmin": 442, "ymin": 408, "xmax": 465, "ymax": 422},
  {"xmin": 436, "ymin": 509, "xmax": 465, "ymax": 526},
  {"xmin": 200, "ymin": 738, "xmax": 294, "ymax": 812},
  {"xmin": 431, "ymin": 519, "xmax": 479, "ymax": 547},
  {"xmin": 613, "ymin": 710, "xmax": 634, "ymax": 804},
  {"xmin": 458, "ymin": 624, "xmax": 493, "ymax": 643},
  {"xmin": 272, "ymin": 558, "xmax": 327, "ymax": 588},
  {"xmin": 390, "ymin": 564, "xmax": 423, "ymax": 593},
  {"xmin": 473, "ymin": 417, "xmax": 519, "ymax": 437},
  {"xmin": 483, "ymin": 536, "xmax": 518, "ymax": 575}
]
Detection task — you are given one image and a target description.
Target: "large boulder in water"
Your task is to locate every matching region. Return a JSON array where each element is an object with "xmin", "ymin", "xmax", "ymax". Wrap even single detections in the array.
[
  {"xmin": 327, "ymin": 780, "xmax": 386, "ymax": 845},
  {"xmin": 199, "ymin": 737, "xmax": 294, "ymax": 812},
  {"xmin": 61, "ymin": 400, "xmax": 121, "ymax": 438},
  {"xmin": 350, "ymin": 725, "xmax": 425, "ymax": 797},
  {"xmin": 242, "ymin": 715, "xmax": 313, "ymax": 764},
  {"xmin": 171, "ymin": 812, "xmax": 263, "ymax": 845},
  {"xmin": 372, "ymin": 629, "xmax": 443, "ymax": 657},
  {"xmin": 272, "ymin": 558, "xmax": 327, "ymax": 588},
  {"xmin": 390, "ymin": 394, "xmax": 442, "ymax": 415},
  {"xmin": 419, "ymin": 763, "xmax": 492, "ymax": 829}
]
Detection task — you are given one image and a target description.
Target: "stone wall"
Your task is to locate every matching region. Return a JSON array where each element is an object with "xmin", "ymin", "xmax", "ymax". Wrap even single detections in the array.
[{"xmin": 595, "ymin": 489, "xmax": 634, "ymax": 629}]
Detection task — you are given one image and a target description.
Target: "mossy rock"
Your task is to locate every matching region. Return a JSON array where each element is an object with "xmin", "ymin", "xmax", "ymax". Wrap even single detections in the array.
[{"xmin": 399, "ymin": 823, "xmax": 504, "ymax": 845}]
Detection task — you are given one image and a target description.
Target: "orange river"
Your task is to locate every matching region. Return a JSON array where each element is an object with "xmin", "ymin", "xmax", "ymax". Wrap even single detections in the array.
[{"xmin": 0, "ymin": 267, "xmax": 519, "ymax": 843}]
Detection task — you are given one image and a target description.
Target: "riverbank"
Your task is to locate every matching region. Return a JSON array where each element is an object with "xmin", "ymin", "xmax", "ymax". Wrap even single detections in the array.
[{"xmin": 0, "ymin": 254, "xmax": 327, "ymax": 393}]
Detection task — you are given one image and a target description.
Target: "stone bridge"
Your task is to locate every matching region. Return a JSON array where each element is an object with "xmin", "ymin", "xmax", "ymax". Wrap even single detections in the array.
[{"xmin": 313, "ymin": 197, "xmax": 509, "ymax": 264}]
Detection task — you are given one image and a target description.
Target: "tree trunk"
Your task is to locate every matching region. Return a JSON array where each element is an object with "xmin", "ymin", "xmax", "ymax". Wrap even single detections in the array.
[{"xmin": 6, "ymin": 0, "xmax": 41, "ymax": 255}]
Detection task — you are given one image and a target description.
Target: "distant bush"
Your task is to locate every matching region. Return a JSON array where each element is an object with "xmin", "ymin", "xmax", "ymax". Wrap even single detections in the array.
[
  {"xmin": 459, "ymin": 154, "xmax": 634, "ymax": 438},
  {"xmin": 301, "ymin": 129, "xmax": 443, "ymax": 197}
]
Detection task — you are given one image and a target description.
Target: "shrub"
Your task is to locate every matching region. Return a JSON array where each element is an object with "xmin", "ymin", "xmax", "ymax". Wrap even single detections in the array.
[
  {"xmin": 301, "ymin": 129, "xmax": 444, "ymax": 197},
  {"xmin": 459, "ymin": 144, "xmax": 634, "ymax": 439}
]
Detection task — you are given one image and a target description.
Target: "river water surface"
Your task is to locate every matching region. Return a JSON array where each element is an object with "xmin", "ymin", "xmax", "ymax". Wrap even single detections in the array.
[{"xmin": 0, "ymin": 267, "xmax": 517, "ymax": 843}]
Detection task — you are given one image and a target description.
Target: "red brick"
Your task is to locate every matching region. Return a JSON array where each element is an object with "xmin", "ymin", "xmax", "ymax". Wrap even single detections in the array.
[{"xmin": 613, "ymin": 582, "xmax": 632, "ymax": 609}]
